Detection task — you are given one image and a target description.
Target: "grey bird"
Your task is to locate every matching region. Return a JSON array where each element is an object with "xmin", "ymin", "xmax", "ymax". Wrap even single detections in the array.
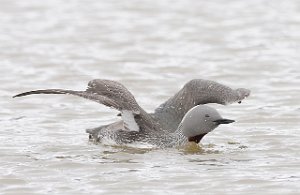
[{"xmin": 13, "ymin": 79, "xmax": 250, "ymax": 147}]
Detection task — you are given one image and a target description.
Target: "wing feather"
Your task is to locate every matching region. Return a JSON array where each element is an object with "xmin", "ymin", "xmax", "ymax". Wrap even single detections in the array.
[{"xmin": 13, "ymin": 79, "xmax": 152, "ymax": 132}]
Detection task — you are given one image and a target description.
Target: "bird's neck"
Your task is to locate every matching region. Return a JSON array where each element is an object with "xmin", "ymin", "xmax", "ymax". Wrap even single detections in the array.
[
  {"xmin": 173, "ymin": 126, "xmax": 189, "ymax": 146},
  {"xmin": 158, "ymin": 127, "xmax": 188, "ymax": 148}
]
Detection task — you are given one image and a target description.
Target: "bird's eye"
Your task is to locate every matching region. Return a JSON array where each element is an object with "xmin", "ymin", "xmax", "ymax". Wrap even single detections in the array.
[{"xmin": 205, "ymin": 114, "xmax": 210, "ymax": 117}]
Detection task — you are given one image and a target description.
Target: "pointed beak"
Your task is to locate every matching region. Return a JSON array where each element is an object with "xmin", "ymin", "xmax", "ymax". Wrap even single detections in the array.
[{"xmin": 213, "ymin": 118, "xmax": 235, "ymax": 125}]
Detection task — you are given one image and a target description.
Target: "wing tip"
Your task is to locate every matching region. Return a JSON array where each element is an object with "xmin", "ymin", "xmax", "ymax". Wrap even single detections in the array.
[
  {"xmin": 13, "ymin": 93, "xmax": 27, "ymax": 98},
  {"xmin": 12, "ymin": 89, "xmax": 69, "ymax": 99}
]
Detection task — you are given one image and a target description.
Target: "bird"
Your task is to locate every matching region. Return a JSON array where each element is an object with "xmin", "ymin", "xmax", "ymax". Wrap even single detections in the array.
[{"xmin": 13, "ymin": 79, "xmax": 250, "ymax": 147}]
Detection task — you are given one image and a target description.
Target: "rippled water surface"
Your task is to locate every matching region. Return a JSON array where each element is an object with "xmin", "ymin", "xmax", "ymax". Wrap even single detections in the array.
[{"xmin": 1, "ymin": 0, "xmax": 300, "ymax": 194}]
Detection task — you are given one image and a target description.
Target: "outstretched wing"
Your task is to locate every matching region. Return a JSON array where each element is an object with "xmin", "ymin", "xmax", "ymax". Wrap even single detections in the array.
[
  {"xmin": 13, "ymin": 89, "xmax": 120, "ymax": 109},
  {"xmin": 86, "ymin": 79, "xmax": 141, "ymax": 114},
  {"xmin": 156, "ymin": 79, "xmax": 251, "ymax": 112},
  {"xmin": 184, "ymin": 79, "xmax": 251, "ymax": 105},
  {"xmin": 13, "ymin": 79, "xmax": 148, "ymax": 132},
  {"xmin": 154, "ymin": 79, "xmax": 251, "ymax": 132}
]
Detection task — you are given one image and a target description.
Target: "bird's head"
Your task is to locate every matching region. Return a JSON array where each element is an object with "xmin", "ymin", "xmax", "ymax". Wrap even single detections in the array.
[{"xmin": 178, "ymin": 105, "xmax": 235, "ymax": 143}]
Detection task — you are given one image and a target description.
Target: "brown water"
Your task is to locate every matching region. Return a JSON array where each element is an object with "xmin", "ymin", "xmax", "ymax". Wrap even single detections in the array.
[{"xmin": 1, "ymin": 0, "xmax": 300, "ymax": 194}]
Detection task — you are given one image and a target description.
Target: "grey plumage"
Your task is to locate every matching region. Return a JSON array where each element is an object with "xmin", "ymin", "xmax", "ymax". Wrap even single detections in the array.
[
  {"xmin": 13, "ymin": 79, "xmax": 250, "ymax": 147},
  {"xmin": 154, "ymin": 79, "xmax": 250, "ymax": 132}
]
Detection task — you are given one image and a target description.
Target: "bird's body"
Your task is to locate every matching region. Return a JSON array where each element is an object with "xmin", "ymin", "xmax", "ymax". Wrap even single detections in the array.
[{"xmin": 13, "ymin": 79, "xmax": 250, "ymax": 147}]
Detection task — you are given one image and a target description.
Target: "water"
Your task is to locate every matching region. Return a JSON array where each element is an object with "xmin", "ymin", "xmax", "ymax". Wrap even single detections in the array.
[{"xmin": 1, "ymin": 0, "xmax": 300, "ymax": 194}]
